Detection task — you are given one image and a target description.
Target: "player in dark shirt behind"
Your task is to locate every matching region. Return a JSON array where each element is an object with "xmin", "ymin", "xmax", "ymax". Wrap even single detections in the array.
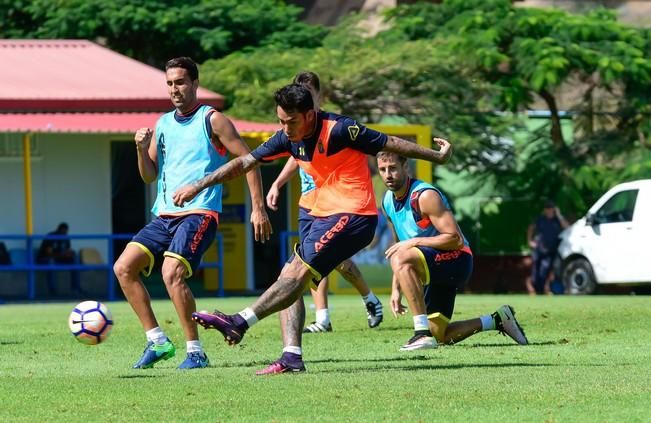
[{"xmin": 173, "ymin": 83, "xmax": 452, "ymax": 374}]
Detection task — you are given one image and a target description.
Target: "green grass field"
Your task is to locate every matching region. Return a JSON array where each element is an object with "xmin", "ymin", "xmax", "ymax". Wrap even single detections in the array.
[{"xmin": 1, "ymin": 294, "xmax": 650, "ymax": 422}]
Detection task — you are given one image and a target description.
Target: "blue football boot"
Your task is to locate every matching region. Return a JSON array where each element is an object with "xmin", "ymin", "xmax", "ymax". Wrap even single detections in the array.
[
  {"xmin": 132, "ymin": 338, "xmax": 176, "ymax": 369},
  {"xmin": 177, "ymin": 352, "xmax": 210, "ymax": 369}
]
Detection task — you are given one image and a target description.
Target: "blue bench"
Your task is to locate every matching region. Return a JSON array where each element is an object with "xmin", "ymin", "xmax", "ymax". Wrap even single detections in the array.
[{"xmin": 0, "ymin": 233, "xmax": 224, "ymax": 301}]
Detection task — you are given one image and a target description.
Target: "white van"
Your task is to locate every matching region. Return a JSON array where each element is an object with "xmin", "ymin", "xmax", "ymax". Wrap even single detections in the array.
[{"xmin": 558, "ymin": 179, "xmax": 651, "ymax": 294}]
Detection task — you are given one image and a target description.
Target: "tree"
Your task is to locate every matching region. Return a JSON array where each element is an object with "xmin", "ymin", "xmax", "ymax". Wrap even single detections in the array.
[
  {"xmin": 200, "ymin": 46, "xmax": 317, "ymax": 121},
  {"xmin": 382, "ymin": 0, "xmax": 651, "ymax": 216},
  {"xmin": 0, "ymin": 0, "xmax": 327, "ymax": 66},
  {"xmin": 200, "ymin": 12, "xmax": 520, "ymax": 172}
]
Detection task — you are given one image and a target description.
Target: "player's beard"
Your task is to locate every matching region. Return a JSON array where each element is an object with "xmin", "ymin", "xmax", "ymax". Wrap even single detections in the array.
[{"xmin": 387, "ymin": 174, "xmax": 408, "ymax": 193}]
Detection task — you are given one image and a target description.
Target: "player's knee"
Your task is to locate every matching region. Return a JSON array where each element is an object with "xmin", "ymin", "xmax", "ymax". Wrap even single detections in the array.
[
  {"xmin": 284, "ymin": 256, "xmax": 308, "ymax": 275},
  {"xmin": 336, "ymin": 259, "xmax": 353, "ymax": 275},
  {"xmin": 280, "ymin": 259, "xmax": 311, "ymax": 291},
  {"xmin": 161, "ymin": 261, "xmax": 186, "ymax": 286},
  {"xmin": 113, "ymin": 258, "xmax": 137, "ymax": 283},
  {"xmin": 389, "ymin": 250, "xmax": 415, "ymax": 273}
]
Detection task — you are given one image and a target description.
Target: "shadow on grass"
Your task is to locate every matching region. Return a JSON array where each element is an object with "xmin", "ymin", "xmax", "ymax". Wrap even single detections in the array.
[
  {"xmin": 321, "ymin": 362, "xmax": 556, "ymax": 373},
  {"xmin": 208, "ymin": 340, "xmax": 572, "ymax": 371},
  {"xmin": 214, "ymin": 339, "xmax": 567, "ymax": 368},
  {"xmin": 219, "ymin": 355, "xmax": 434, "ymax": 368},
  {"xmin": 0, "ymin": 341, "xmax": 24, "ymax": 345},
  {"xmin": 209, "ymin": 352, "xmax": 615, "ymax": 373},
  {"xmin": 216, "ymin": 359, "xmax": 559, "ymax": 373},
  {"xmin": 316, "ymin": 359, "xmax": 616, "ymax": 373},
  {"xmin": 116, "ymin": 374, "xmax": 165, "ymax": 379},
  {"xmin": 454, "ymin": 340, "xmax": 561, "ymax": 347},
  {"xmin": 218, "ymin": 355, "xmax": 561, "ymax": 369},
  {"xmin": 309, "ymin": 355, "xmax": 443, "ymax": 364}
]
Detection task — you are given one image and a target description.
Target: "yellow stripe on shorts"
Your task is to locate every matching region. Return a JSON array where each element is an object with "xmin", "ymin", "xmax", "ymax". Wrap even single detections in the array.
[
  {"xmin": 414, "ymin": 247, "xmax": 430, "ymax": 286},
  {"xmin": 163, "ymin": 251, "xmax": 193, "ymax": 278},
  {"xmin": 293, "ymin": 243, "xmax": 322, "ymax": 282},
  {"xmin": 128, "ymin": 241, "xmax": 155, "ymax": 277},
  {"xmin": 428, "ymin": 312, "xmax": 450, "ymax": 323}
]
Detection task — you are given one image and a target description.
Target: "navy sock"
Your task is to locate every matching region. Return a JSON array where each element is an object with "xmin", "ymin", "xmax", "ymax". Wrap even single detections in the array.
[
  {"xmin": 280, "ymin": 351, "xmax": 303, "ymax": 366},
  {"xmin": 231, "ymin": 313, "xmax": 249, "ymax": 330}
]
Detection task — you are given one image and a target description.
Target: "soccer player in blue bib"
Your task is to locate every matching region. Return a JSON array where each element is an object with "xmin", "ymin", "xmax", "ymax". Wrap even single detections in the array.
[
  {"xmin": 113, "ymin": 57, "xmax": 272, "ymax": 369},
  {"xmin": 377, "ymin": 151, "xmax": 528, "ymax": 350}
]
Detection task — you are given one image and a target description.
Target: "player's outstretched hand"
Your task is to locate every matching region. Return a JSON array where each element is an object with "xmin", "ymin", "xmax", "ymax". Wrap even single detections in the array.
[
  {"xmin": 433, "ymin": 137, "xmax": 452, "ymax": 163},
  {"xmin": 172, "ymin": 184, "xmax": 199, "ymax": 207},
  {"xmin": 266, "ymin": 184, "xmax": 281, "ymax": 211},
  {"xmin": 251, "ymin": 207, "xmax": 273, "ymax": 243},
  {"xmin": 390, "ymin": 289, "xmax": 407, "ymax": 318}
]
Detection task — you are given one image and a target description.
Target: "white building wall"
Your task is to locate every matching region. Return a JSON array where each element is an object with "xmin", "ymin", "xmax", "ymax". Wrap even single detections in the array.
[
  {"xmin": 0, "ymin": 134, "xmax": 28, "ymax": 235},
  {"xmin": 0, "ymin": 132, "xmax": 112, "ymax": 260}
]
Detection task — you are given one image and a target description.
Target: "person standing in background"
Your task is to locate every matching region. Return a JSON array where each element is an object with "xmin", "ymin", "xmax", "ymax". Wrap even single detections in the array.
[{"xmin": 526, "ymin": 200, "xmax": 569, "ymax": 295}]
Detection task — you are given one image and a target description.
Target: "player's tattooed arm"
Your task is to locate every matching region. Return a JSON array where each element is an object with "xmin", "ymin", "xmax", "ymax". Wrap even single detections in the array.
[
  {"xmin": 171, "ymin": 154, "xmax": 260, "ymax": 207},
  {"xmin": 383, "ymin": 136, "xmax": 452, "ymax": 164},
  {"xmin": 195, "ymin": 153, "xmax": 260, "ymax": 191}
]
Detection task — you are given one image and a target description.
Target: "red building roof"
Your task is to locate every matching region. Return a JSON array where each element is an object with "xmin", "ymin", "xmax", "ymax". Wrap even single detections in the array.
[
  {"xmin": 0, "ymin": 40, "xmax": 224, "ymax": 112},
  {"xmin": 0, "ymin": 39, "xmax": 278, "ymax": 134}
]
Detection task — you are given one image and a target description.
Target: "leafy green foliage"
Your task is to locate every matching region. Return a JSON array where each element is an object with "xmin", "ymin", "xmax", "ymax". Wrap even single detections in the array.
[
  {"xmin": 0, "ymin": 0, "xmax": 327, "ymax": 65},
  {"xmin": 201, "ymin": 47, "xmax": 317, "ymax": 121},
  {"xmin": 379, "ymin": 0, "xmax": 651, "ymax": 222},
  {"xmin": 0, "ymin": 0, "xmax": 37, "ymax": 38},
  {"xmin": 203, "ymin": 12, "xmax": 517, "ymax": 170}
]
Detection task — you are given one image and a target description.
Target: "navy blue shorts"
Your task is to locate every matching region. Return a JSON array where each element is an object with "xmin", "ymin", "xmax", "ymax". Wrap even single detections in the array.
[
  {"xmin": 294, "ymin": 213, "xmax": 377, "ymax": 282},
  {"xmin": 298, "ymin": 207, "xmax": 314, "ymax": 243},
  {"xmin": 129, "ymin": 214, "xmax": 217, "ymax": 278},
  {"xmin": 416, "ymin": 246, "xmax": 473, "ymax": 321}
]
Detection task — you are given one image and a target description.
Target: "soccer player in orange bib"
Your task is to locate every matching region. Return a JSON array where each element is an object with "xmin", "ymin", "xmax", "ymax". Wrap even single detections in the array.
[
  {"xmin": 266, "ymin": 72, "xmax": 383, "ymax": 333},
  {"xmin": 173, "ymin": 83, "xmax": 452, "ymax": 374}
]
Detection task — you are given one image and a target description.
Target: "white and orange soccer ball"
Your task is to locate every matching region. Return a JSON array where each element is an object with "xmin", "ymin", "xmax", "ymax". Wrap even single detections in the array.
[{"xmin": 68, "ymin": 301, "xmax": 113, "ymax": 345}]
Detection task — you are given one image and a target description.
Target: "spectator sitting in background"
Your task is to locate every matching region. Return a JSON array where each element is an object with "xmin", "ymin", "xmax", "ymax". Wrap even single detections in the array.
[
  {"xmin": 37, "ymin": 222, "xmax": 80, "ymax": 296},
  {"xmin": 526, "ymin": 200, "xmax": 569, "ymax": 295},
  {"xmin": 37, "ymin": 222, "xmax": 75, "ymax": 265}
]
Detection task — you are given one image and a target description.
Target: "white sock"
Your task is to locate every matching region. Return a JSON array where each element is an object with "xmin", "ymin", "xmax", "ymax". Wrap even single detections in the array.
[
  {"xmin": 362, "ymin": 291, "xmax": 379, "ymax": 304},
  {"xmin": 145, "ymin": 327, "xmax": 167, "ymax": 345},
  {"xmin": 238, "ymin": 307, "xmax": 259, "ymax": 327},
  {"xmin": 413, "ymin": 314, "xmax": 430, "ymax": 332},
  {"xmin": 480, "ymin": 315, "xmax": 495, "ymax": 331},
  {"xmin": 315, "ymin": 308, "xmax": 330, "ymax": 326},
  {"xmin": 186, "ymin": 340, "xmax": 203, "ymax": 354},
  {"xmin": 283, "ymin": 345, "xmax": 302, "ymax": 356}
]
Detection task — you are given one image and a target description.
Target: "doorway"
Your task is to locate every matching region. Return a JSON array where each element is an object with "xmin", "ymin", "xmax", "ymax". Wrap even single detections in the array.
[
  {"xmin": 252, "ymin": 163, "xmax": 289, "ymax": 289},
  {"xmin": 110, "ymin": 141, "xmax": 146, "ymax": 258}
]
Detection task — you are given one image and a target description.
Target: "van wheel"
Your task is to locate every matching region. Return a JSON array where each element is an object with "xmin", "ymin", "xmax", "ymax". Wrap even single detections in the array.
[{"xmin": 562, "ymin": 258, "xmax": 597, "ymax": 295}]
